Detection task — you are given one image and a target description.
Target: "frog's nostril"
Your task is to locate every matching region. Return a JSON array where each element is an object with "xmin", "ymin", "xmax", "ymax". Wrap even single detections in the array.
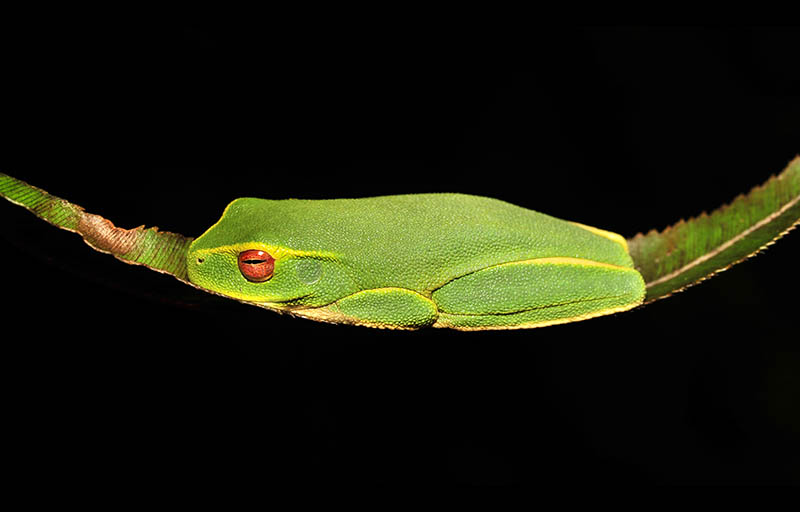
[{"xmin": 197, "ymin": 258, "xmax": 204, "ymax": 264}]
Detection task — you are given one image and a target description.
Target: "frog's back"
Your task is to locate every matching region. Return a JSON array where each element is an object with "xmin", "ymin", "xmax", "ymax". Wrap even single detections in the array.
[{"xmin": 211, "ymin": 193, "xmax": 632, "ymax": 292}]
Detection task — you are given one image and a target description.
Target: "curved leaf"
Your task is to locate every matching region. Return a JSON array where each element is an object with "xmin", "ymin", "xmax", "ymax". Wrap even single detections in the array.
[
  {"xmin": 627, "ymin": 156, "xmax": 800, "ymax": 303},
  {"xmin": 4, "ymin": 161, "xmax": 799, "ymax": 314},
  {"xmin": 0, "ymin": 173, "xmax": 194, "ymax": 283}
]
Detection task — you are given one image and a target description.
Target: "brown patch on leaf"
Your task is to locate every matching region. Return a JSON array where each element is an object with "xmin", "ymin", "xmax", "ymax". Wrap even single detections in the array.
[
  {"xmin": 77, "ymin": 212, "xmax": 142, "ymax": 255},
  {"xmin": 2, "ymin": 172, "xmax": 194, "ymax": 282}
]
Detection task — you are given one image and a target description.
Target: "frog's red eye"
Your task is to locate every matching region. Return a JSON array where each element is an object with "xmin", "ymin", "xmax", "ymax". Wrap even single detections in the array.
[{"xmin": 238, "ymin": 250, "xmax": 275, "ymax": 282}]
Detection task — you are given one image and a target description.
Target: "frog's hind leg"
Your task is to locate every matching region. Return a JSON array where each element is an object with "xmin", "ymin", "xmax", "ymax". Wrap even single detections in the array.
[{"xmin": 431, "ymin": 258, "xmax": 645, "ymax": 330}]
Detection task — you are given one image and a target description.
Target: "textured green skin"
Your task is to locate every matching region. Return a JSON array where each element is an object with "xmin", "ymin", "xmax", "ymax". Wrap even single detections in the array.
[{"xmin": 186, "ymin": 193, "xmax": 645, "ymax": 329}]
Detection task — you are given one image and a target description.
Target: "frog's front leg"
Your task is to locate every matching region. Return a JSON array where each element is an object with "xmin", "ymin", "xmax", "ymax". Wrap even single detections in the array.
[
  {"xmin": 299, "ymin": 287, "xmax": 439, "ymax": 329},
  {"xmin": 431, "ymin": 258, "xmax": 645, "ymax": 330}
]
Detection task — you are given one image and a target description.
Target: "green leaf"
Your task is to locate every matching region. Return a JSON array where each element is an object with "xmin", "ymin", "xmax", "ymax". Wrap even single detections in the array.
[
  {"xmin": 4, "ymin": 159, "xmax": 799, "ymax": 313},
  {"xmin": 627, "ymin": 156, "xmax": 800, "ymax": 304},
  {"xmin": 0, "ymin": 173, "xmax": 194, "ymax": 283}
]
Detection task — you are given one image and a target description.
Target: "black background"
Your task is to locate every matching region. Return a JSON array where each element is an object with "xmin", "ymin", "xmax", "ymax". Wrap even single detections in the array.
[{"xmin": 2, "ymin": 24, "xmax": 799, "ymax": 488}]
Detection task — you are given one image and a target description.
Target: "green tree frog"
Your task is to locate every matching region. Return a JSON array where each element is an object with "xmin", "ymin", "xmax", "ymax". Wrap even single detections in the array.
[{"xmin": 187, "ymin": 193, "xmax": 645, "ymax": 330}]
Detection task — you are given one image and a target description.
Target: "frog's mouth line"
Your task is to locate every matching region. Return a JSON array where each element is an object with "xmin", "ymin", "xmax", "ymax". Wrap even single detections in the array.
[{"xmin": 249, "ymin": 293, "xmax": 314, "ymax": 309}]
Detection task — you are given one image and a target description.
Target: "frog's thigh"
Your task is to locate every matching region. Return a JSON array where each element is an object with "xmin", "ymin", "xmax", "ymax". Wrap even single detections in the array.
[
  {"xmin": 327, "ymin": 287, "xmax": 438, "ymax": 329},
  {"xmin": 432, "ymin": 259, "xmax": 645, "ymax": 330}
]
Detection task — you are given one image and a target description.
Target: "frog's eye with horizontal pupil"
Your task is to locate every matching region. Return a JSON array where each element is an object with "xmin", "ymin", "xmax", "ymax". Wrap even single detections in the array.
[{"xmin": 238, "ymin": 250, "xmax": 275, "ymax": 282}]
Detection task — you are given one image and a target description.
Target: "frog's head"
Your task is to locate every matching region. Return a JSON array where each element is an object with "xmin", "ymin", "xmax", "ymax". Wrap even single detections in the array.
[{"xmin": 186, "ymin": 198, "xmax": 351, "ymax": 309}]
